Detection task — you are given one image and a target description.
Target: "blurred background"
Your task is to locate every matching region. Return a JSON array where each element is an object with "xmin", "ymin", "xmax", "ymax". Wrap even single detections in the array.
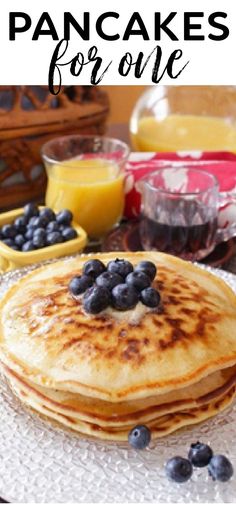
[
  {"xmin": 106, "ymin": 86, "xmax": 146, "ymax": 122},
  {"xmin": 1, "ymin": 85, "xmax": 236, "ymax": 269},
  {"xmin": 1, "ymin": 84, "xmax": 236, "ymax": 212}
]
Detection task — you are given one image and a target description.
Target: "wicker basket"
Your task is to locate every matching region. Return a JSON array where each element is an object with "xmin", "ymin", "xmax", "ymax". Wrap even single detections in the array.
[{"xmin": 0, "ymin": 86, "xmax": 109, "ymax": 210}]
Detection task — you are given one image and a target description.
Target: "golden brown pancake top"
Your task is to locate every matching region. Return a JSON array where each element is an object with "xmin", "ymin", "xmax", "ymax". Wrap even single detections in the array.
[{"xmin": 1, "ymin": 252, "xmax": 236, "ymax": 401}]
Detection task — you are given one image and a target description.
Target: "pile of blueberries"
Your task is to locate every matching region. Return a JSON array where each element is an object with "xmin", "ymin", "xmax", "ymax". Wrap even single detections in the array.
[
  {"xmin": 0, "ymin": 203, "xmax": 78, "ymax": 252},
  {"xmin": 69, "ymin": 258, "xmax": 161, "ymax": 314},
  {"xmin": 128, "ymin": 425, "xmax": 233, "ymax": 483},
  {"xmin": 165, "ymin": 441, "xmax": 234, "ymax": 484}
]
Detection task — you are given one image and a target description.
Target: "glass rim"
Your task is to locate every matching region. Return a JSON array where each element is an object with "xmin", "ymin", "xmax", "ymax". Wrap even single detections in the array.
[
  {"xmin": 141, "ymin": 166, "xmax": 219, "ymax": 196},
  {"xmin": 41, "ymin": 134, "xmax": 130, "ymax": 167}
]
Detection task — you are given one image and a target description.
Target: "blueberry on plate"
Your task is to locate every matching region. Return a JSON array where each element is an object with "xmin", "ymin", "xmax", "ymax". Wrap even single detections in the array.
[
  {"xmin": 135, "ymin": 260, "xmax": 157, "ymax": 281},
  {"xmin": 208, "ymin": 455, "xmax": 234, "ymax": 482},
  {"xmin": 140, "ymin": 287, "xmax": 161, "ymax": 308},
  {"xmin": 2, "ymin": 224, "xmax": 17, "ymax": 239},
  {"xmin": 69, "ymin": 275, "xmax": 94, "ymax": 296},
  {"xmin": 24, "ymin": 203, "xmax": 39, "ymax": 219},
  {"xmin": 165, "ymin": 456, "xmax": 193, "ymax": 483},
  {"xmin": 126, "ymin": 271, "xmax": 151, "ymax": 292},
  {"xmin": 46, "ymin": 221, "xmax": 60, "ymax": 233},
  {"xmin": 14, "ymin": 234, "xmax": 25, "ymax": 248},
  {"xmin": 83, "ymin": 286, "xmax": 111, "ymax": 314},
  {"xmin": 96, "ymin": 271, "xmax": 123, "ymax": 291},
  {"xmin": 25, "ymin": 228, "xmax": 34, "ymax": 241},
  {"xmin": 46, "ymin": 231, "xmax": 63, "ymax": 246},
  {"xmin": 107, "ymin": 258, "xmax": 133, "ymax": 278},
  {"xmin": 56, "ymin": 209, "xmax": 73, "ymax": 226},
  {"xmin": 188, "ymin": 441, "xmax": 213, "ymax": 468},
  {"xmin": 33, "ymin": 228, "xmax": 46, "ymax": 239},
  {"xmin": 22, "ymin": 241, "xmax": 35, "ymax": 252},
  {"xmin": 33, "ymin": 234, "xmax": 46, "ymax": 249},
  {"xmin": 39, "ymin": 207, "xmax": 56, "ymax": 224},
  {"xmin": 14, "ymin": 215, "xmax": 28, "ymax": 233},
  {"xmin": 111, "ymin": 283, "xmax": 139, "ymax": 311},
  {"xmin": 128, "ymin": 425, "xmax": 151, "ymax": 450},
  {"xmin": 83, "ymin": 259, "xmax": 106, "ymax": 279},
  {"xmin": 29, "ymin": 216, "xmax": 46, "ymax": 229},
  {"xmin": 2, "ymin": 238, "xmax": 15, "ymax": 248},
  {"xmin": 28, "ymin": 216, "xmax": 40, "ymax": 229},
  {"xmin": 62, "ymin": 227, "xmax": 78, "ymax": 241}
]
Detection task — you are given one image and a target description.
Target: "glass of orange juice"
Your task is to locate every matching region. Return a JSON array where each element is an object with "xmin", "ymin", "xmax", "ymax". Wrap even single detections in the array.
[
  {"xmin": 41, "ymin": 135, "xmax": 130, "ymax": 241},
  {"xmin": 130, "ymin": 86, "xmax": 236, "ymax": 152}
]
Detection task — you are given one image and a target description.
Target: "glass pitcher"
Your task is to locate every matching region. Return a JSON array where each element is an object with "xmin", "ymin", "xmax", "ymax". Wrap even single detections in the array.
[
  {"xmin": 130, "ymin": 86, "xmax": 236, "ymax": 153},
  {"xmin": 138, "ymin": 166, "xmax": 236, "ymax": 261}
]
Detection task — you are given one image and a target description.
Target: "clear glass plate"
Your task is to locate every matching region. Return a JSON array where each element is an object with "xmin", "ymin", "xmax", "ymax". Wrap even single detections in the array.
[{"xmin": 0, "ymin": 261, "xmax": 236, "ymax": 503}]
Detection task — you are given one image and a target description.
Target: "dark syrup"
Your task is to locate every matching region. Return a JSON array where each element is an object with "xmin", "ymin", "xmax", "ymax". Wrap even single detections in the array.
[{"xmin": 140, "ymin": 217, "xmax": 218, "ymax": 257}]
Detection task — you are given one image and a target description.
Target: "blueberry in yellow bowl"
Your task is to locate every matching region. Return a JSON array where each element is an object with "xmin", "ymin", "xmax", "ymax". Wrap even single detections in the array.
[{"xmin": 0, "ymin": 203, "xmax": 87, "ymax": 272}]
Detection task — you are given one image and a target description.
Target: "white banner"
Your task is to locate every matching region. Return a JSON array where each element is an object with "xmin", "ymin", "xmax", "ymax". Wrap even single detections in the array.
[{"xmin": 0, "ymin": 0, "xmax": 235, "ymax": 91}]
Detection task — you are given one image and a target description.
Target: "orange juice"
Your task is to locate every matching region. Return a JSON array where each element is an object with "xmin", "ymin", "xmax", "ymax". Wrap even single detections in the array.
[
  {"xmin": 132, "ymin": 115, "xmax": 236, "ymax": 152},
  {"xmin": 45, "ymin": 158, "xmax": 124, "ymax": 239}
]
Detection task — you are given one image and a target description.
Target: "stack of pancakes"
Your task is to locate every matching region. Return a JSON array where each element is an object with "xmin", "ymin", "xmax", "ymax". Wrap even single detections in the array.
[{"xmin": 0, "ymin": 252, "xmax": 236, "ymax": 441}]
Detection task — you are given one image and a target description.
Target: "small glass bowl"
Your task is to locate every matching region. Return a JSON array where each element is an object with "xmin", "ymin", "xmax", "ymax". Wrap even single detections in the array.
[{"xmin": 0, "ymin": 207, "xmax": 87, "ymax": 273}]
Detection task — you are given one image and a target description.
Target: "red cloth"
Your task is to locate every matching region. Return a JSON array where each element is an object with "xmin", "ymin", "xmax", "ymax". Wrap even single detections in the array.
[{"xmin": 124, "ymin": 151, "xmax": 236, "ymax": 220}]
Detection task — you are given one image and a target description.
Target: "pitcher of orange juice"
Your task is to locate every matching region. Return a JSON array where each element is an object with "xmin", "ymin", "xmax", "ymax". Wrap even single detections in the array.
[
  {"xmin": 130, "ymin": 86, "xmax": 236, "ymax": 152},
  {"xmin": 42, "ymin": 135, "xmax": 129, "ymax": 241}
]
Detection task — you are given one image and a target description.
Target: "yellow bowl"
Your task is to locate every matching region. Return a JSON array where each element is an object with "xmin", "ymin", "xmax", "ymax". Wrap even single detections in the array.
[{"xmin": 0, "ymin": 207, "xmax": 87, "ymax": 273}]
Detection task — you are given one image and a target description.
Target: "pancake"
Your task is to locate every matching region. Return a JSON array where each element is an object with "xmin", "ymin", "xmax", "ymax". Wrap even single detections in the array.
[
  {"xmin": 1, "ymin": 252, "xmax": 236, "ymax": 403},
  {"xmin": 7, "ymin": 371, "xmax": 236, "ymax": 441},
  {"xmin": 3, "ymin": 364, "xmax": 236, "ymax": 428}
]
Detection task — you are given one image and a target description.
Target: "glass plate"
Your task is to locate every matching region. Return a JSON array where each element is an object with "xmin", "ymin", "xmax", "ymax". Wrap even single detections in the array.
[{"xmin": 0, "ymin": 261, "xmax": 236, "ymax": 503}]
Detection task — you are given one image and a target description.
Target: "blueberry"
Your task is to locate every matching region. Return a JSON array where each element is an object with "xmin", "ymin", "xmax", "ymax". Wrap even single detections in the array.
[
  {"xmin": 14, "ymin": 234, "xmax": 25, "ymax": 248},
  {"xmin": 208, "ymin": 455, "xmax": 234, "ymax": 482},
  {"xmin": 33, "ymin": 228, "xmax": 46, "ymax": 239},
  {"xmin": 165, "ymin": 456, "xmax": 193, "ymax": 483},
  {"xmin": 47, "ymin": 221, "xmax": 60, "ymax": 233},
  {"xmin": 2, "ymin": 224, "xmax": 17, "ymax": 239},
  {"xmin": 2, "ymin": 238, "xmax": 15, "ymax": 248},
  {"xmin": 62, "ymin": 227, "xmax": 78, "ymax": 241},
  {"xmin": 46, "ymin": 231, "xmax": 63, "ymax": 246},
  {"xmin": 28, "ymin": 216, "xmax": 46, "ymax": 229},
  {"xmin": 128, "ymin": 425, "xmax": 151, "ymax": 450},
  {"xmin": 24, "ymin": 203, "xmax": 39, "ymax": 218},
  {"xmin": 14, "ymin": 215, "xmax": 28, "ymax": 234},
  {"xmin": 140, "ymin": 287, "xmax": 161, "ymax": 308},
  {"xmin": 111, "ymin": 284, "xmax": 139, "ymax": 311},
  {"xmin": 83, "ymin": 286, "xmax": 111, "ymax": 314},
  {"xmin": 25, "ymin": 228, "xmax": 34, "ymax": 240},
  {"xmin": 135, "ymin": 261, "xmax": 157, "ymax": 281},
  {"xmin": 59, "ymin": 225, "xmax": 66, "ymax": 232},
  {"xmin": 37, "ymin": 215, "xmax": 48, "ymax": 227},
  {"xmin": 28, "ymin": 216, "xmax": 39, "ymax": 229},
  {"xmin": 22, "ymin": 241, "xmax": 35, "ymax": 252},
  {"xmin": 39, "ymin": 207, "xmax": 56, "ymax": 224},
  {"xmin": 107, "ymin": 258, "xmax": 133, "ymax": 278},
  {"xmin": 56, "ymin": 209, "xmax": 73, "ymax": 226},
  {"xmin": 188, "ymin": 441, "xmax": 213, "ymax": 468},
  {"xmin": 126, "ymin": 271, "xmax": 150, "ymax": 292},
  {"xmin": 83, "ymin": 259, "xmax": 106, "ymax": 279},
  {"xmin": 69, "ymin": 275, "xmax": 93, "ymax": 296},
  {"xmin": 33, "ymin": 234, "xmax": 46, "ymax": 249},
  {"xmin": 96, "ymin": 271, "xmax": 123, "ymax": 291}
]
